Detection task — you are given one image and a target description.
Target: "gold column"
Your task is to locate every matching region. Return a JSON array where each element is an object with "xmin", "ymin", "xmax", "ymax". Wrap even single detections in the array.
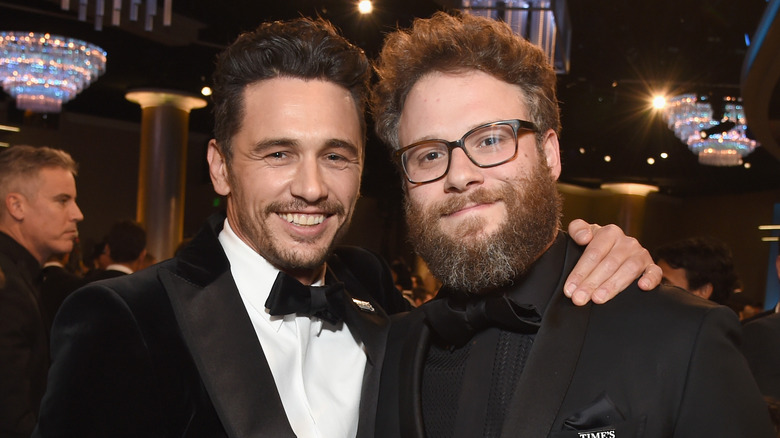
[{"xmin": 125, "ymin": 89, "xmax": 207, "ymax": 260}]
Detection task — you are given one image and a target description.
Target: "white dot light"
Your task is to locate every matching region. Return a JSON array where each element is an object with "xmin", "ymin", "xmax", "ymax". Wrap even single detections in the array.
[{"xmin": 358, "ymin": 0, "xmax": 373, "ymax": 14}]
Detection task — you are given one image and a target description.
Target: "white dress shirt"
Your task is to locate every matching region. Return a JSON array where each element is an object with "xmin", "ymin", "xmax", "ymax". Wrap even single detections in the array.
[{"xmin": 218, "ymin": 219, "xmax": 366, "ymax": 438}]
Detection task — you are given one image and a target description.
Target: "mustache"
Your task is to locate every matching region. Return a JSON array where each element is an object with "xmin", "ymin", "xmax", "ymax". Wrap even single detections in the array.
[
  {"xmin": 433, "ymin": 187, "xmax": 505, "ymax": 216},
  {"xmin": 264, "ymin": 199, "xmax": 346, "ymax": 216}
]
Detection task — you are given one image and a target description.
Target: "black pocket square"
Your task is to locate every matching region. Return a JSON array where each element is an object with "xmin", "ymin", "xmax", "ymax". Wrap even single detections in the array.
[{"xmin": 550, "ymin": 393, "xmax": 647, "ymax": 438}]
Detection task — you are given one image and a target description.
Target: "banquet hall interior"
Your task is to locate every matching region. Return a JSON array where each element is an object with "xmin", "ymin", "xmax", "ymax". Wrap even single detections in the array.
[{"xmin": 1, "ymin": 0, "xmax": 779, "ymax": 307}]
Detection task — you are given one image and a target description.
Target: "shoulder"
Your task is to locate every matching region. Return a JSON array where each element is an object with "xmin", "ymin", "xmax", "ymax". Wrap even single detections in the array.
[{"xmin": 744, "ymin": 312, "xmax": 780, "ymax": 335}]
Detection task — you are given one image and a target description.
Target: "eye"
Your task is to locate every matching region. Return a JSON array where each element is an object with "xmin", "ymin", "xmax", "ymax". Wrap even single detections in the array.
[{"xmin": 325, "ymin": 153, "xmax": 347, "ymax": 162}]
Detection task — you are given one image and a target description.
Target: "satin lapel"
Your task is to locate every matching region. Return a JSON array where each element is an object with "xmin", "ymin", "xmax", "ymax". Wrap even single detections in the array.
[
  {"xmin": 160, "ymin": 267, "xmax": 295, "ymax": 438},
  {"xmin": 398, "ymin": 314, "xmax": 430, "ymax": 438},
  {"xmin": 501, "ymin": 238, "xmax": 592, "ymax": 437}
]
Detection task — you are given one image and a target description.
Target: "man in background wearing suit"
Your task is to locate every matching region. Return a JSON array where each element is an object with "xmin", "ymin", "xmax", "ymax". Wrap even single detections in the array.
[
  {"xmin": 372, "ymin": 12, "xmax": 775, "ymax": 437},
  {"xmin": 0, "ymin": 145, "xmax": 83, "ymax": 437},
  {"xmin": 84, "ymin": 219, "xmax": 147, "ymax": 282},
  {"xmin": 36, "ymin": 17, "xmax": 660, "ymax": 438},
  {"xmin": 742, "ymin": 254, "xmax": 780, "ymax": 401}
]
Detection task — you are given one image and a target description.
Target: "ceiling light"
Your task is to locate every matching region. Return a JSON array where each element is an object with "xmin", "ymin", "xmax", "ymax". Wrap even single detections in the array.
[
  {"xmin": 660, "ymin": 152, "xmax": 668, "ymax": 159},
  {"xmin": 661, "ymin": 93, "xmax": 758, "ymax": 166},
  {"xmin": 647, "ymin": 157, "xmax": 655, "ymax": 165},
  {"xmin": 60, "ymin": 0, "xmax": 173, "ymax": 31},
  {"xmin": 0, "ymin": 124, "xmax": 20, "ymax": 132},
  {"xmin": 0, "ymin": 32, "xmax": 106, "ymax": 113},
  {"xmin": 358, "ymin": 1, "xmax": 373, "ymax": 14}
]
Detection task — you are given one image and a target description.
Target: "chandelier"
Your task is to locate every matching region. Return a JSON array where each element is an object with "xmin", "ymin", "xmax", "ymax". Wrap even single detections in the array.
[
  {"xmin": 0, "ymin": 32, "xmax": 107, "ymax": 113},
  {"xmin": 662, "ymin": 93, "xmax": 759, "ymax": 166}
]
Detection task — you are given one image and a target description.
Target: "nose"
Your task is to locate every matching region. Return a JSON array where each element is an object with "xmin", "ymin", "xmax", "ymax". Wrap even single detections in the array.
[
  {"xmin": 290, "ymin": 157, "xmax": 329, "ymax": 203},
  {"xmin": 443, "ymin": 147, "xmax": 484, "ymax": 193},
  {"xmin": 72, "ymin": 202, "xmax": 84, "ymax": 222}
]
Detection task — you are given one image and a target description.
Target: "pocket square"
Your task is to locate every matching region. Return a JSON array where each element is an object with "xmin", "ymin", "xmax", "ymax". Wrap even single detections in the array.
[
  {"xmin": 563, "ymin": 393, "xmax": 625, "ymax": 430},
  {"xmin": 552, "ymin": 393, "xmax": 647, "ymax": 438}
]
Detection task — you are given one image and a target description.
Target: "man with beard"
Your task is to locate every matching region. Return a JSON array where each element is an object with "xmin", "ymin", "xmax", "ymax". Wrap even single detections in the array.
[
  {"xmin": 36, "ymin": 17, "xmax": 659, "ymax": 438},
  {"xmin": 371, "ymin": 12, "xmax": 776, "ymax": 438}
]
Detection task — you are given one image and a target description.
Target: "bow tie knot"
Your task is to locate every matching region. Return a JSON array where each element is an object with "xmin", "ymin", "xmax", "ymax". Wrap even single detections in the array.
[
  {"xmin": 265, "ymin": 272, "xmax": 346, "ymax": 324},
  {"xmin": 423, "ymin": 292, "xmax": 541, "ymax": 347}
]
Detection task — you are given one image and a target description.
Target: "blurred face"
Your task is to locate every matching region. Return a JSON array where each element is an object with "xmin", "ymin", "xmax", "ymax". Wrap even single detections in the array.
[
  {"xmin": 657, "ymin": 260, "xmax": 690, "ymax": 290},
  {"xmin": 18, "ymin": 167, "xmax": 83, "ymax": 263},
  {"xmin": 399, "ymin": 71, "xmax": 562, "ymax": 291},
  {"xmin": 208, "ymin": 77, "xmax": 363, "ymax": 283}
]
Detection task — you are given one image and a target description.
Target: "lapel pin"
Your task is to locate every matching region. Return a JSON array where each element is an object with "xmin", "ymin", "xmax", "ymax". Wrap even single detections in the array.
[{"xmin": 352, "ymin": 298, "xmax": 375, "ymax": 313}]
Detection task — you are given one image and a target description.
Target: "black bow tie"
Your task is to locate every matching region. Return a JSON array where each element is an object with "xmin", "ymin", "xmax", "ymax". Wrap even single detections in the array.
[
  {"xmin": 423, "ymin": 291, "xmax": 542, "ymax": 347},
  {"xmin": 265, "ymin": 271, "xmax": 346, "ymax": 324}
]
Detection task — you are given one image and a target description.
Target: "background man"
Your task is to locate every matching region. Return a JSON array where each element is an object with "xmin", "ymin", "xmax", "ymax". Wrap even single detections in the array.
[
  {"xmin": 36, "ymin": 17, "xmax": 658, "ymax": 438},
  {"xmin": 372, "ymin": 12, "xmax": 774, "ymax": 437},
  {"xmin": 0, "ymin": 145, "xmax": 83, "ymax": 437},
  {"xmin": 742, "ymin": 254, "xmax": 780, "ymax": 400},
  {"xmin": 84, "ymin": 219, "xmax": 147, "ymax": 282},
  {"xmin": 653, "ymin": 236, "xmax": 739, "ymax": 305}
]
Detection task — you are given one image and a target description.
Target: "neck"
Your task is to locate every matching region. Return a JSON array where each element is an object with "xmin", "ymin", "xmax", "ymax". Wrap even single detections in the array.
[{"xmin": 282, "ymin": 264, "xmax": 327, "ymax": 286}]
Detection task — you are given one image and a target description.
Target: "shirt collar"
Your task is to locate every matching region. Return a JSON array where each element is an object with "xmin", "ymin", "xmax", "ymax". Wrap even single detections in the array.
[{"xmin": 218, "ymin": 219, "xmax": 328, "ymax": 332}]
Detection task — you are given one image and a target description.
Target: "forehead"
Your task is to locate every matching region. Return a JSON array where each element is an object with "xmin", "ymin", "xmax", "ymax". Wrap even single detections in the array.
[
  {"xmin": 239, "ymin": 77, "xmax": 363, "ymax": 149},
  {"xmin": 398, "ymin": 70, "xmax": 527, "ymax": 144},
  {"xmin": 19, "ymin": 166, "xmax": 75, "ymax": 197}
]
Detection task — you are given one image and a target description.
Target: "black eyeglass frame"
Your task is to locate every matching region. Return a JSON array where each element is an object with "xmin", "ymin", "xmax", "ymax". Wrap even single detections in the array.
[{"xmin": 393, "ymin": 119, "xmax": 539, "ymax": 184}]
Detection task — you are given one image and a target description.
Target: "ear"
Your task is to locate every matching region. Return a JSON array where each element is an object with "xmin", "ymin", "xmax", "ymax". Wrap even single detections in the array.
[
  {"xmin": 692, "ymin": 283, "xmax": 714, "ymax": 300},
  {"xmin": 207, "ymin": 140, "xmax": 231, "ymax": 196},
  {"xmin": 5, "ymin": 193, "xmax": 26, "ymax": 221},
  {"xmin": 540, "ymin": 129, "xmax": 561, "ymax": 180}
]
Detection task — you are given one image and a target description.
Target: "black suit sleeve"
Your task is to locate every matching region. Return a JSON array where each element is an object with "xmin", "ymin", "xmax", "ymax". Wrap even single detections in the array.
[
  {"xmin": 673, "ymin": 305, "xmax": 775, "ymax": 436},
  {"xmin": 34, "ymin": 285, "xmax": 167, "ymax": 438}
]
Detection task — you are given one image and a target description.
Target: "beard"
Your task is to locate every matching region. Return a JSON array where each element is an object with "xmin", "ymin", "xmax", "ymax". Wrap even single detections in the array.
[
  {"xmin": 230, "ymin": 189, "xmax": 352, "ymax": 272},
  {"xmin": 405, "ymin": 156, "xmax": 562, "ymax": 293}
]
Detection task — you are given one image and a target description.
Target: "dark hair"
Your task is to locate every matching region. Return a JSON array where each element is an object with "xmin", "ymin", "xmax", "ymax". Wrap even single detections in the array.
[
  {"xmin": 106, "ymin": 220, "xmax": 146, "ymax": 263},
  {"xmin": 211, "ymin": 17, "xmax": 371, "ymax": 164},
  {"xmin": 654, "ymin": 236, "xmax": 739, "ymax": 305},
  {"xmin": 372, "ymin": 11, "xmax": 561, "ymax": 151}
]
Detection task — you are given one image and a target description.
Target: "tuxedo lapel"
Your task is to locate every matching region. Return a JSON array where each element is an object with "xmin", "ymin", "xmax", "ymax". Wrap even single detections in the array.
[
  {"xmin": 161, "ymin": 268, "xmax": 295, "ymax": 438},
  {"xmin": 158, "ymin": 214, "xmax": 294, "ymax": 438},
  {"xmin": 397, "ymin": 312, "xmax": 430, "ymax": 438},
  {"xmin": 501, "ymin": 238, "xmax": 592, "ymax": 437}
]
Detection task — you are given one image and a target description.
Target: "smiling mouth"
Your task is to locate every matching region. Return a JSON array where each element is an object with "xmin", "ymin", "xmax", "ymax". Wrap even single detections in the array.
[{"xmin": 280, "ymin": 213, "xmax": 326, "ymax": 226}]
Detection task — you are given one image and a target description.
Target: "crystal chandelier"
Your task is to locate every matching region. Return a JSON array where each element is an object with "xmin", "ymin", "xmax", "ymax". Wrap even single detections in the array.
[
  {"xmin": 0, "ymin": 32, "xmax": 107, "ymax": 113},
  {"xmin": 663, "ymin": 93, "xmax": 759, "ymax": 166}
]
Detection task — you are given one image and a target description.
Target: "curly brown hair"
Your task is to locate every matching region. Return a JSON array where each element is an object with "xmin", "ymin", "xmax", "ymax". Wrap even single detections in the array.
[{"xmin": 371, "ymin": 11, "xmax": 561, "ymax": 152}]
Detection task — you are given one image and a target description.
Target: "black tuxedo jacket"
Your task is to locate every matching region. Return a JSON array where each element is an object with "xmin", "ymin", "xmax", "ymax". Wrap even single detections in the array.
[
  {"xmin": 375, "ymin": 235, "xmax": 775, "ymax": 438},
  {"xmin": 742, "ymin": 311, "xmax": 780, "ymax": 399},
  {"xmin": 83, "ymin": 267, "xmax": 128, "ymax": 283},
  {"xmin": 0, "ymin": 232, "xmax": 48, "ymax": 437},
  {"xmin": 35, "ymin": 213, "xmax": 407, "ymax": 437},
  {"xmin": 40, "ymin": 264, "xmax": 85, "ymax": 333}
]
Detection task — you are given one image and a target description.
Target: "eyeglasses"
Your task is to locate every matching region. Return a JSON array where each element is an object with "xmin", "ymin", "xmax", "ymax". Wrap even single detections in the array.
[{"xmin": 394, "ymin": 119, "xmax": 538, "ymax": 184}]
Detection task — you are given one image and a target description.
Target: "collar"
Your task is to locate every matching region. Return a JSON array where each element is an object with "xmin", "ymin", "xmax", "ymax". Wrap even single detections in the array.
[
  {"xmin": 105, "ymin": 264, "xmax": 134, "ymax": 275},
  {"xmin": 218, "ymin": 218, "xmax": 328, "ymax": 332},
  {"xmin": 0, "ymin": 231, "xmax": 42, "ymax": 285}
]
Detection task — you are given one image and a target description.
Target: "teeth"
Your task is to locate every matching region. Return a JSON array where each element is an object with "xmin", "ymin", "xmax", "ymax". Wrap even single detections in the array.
[{"xmin": 281, "ymin": 213, "xmax": 325, "ymax": 226}]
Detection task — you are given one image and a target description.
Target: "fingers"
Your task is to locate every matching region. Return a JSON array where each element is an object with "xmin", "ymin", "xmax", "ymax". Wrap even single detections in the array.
[
  {"xmin": 567, "ymin": 219, "xmax": 597, "ymax": 244},
  {"xmin": 564, "ymin": 223, "xmax": 658, "ymax": 306}
]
